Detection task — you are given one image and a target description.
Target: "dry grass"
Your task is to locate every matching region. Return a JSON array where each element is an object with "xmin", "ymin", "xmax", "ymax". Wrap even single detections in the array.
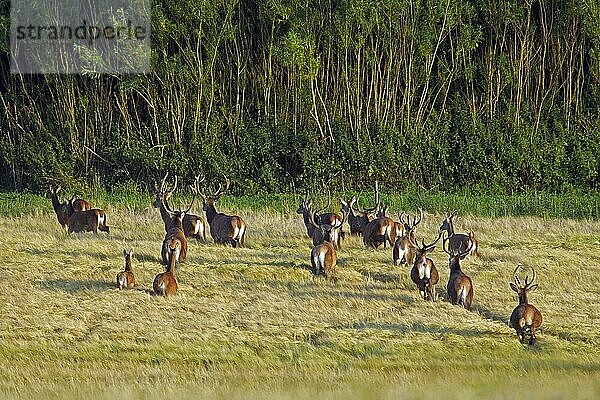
[{"xmin": 0, "ymin": 205, "xmax": 600, "ymax": 399}]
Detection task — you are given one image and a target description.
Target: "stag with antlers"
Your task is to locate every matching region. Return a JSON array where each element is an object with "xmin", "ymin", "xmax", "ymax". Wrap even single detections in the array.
[
  {"xmin": 153, "ymin": 173, "xmax": 207, "ymax": 242},
  {"xmin": 48, "ymin": 185, "xmax": 93, "ymax": 232},
  {"xmin": 509, "ymin": 266, "xmax": 543, "ymax": 345},
  {"xmin": 196, "ymin": 178, "xmax": 246, "ymax": 247},
  {"xmin": 308, "ymin": 209, "xmax": 348, "ymax": 279},
  {"xmin": 442, "ymin": 236, "xmax": 474, "ymax": 309},
  {"xmin": 393, "ymin": 209, "xmax": 424, "ymax": 267},
  {"xmin": 439, "ymin": 211, "xmax": 478, "ymax": 257},
  {"xmin": 160, "ymin": 192, "xmax": 195, "ymax": 265},
  {"xmin": 363, "ymin": 203, "xmax": 397, "ymax": 249},
  {"xmin": 408, "ymin": 232, "xmax": 442, "ymax": 301}
]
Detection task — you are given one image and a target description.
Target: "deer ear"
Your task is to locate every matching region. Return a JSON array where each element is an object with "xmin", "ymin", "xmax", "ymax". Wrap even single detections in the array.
[
  {"xmin": 123, "ymin": 249, "xmax": 127, "ymax": 256},
  {"xmin": 528, "ymin": 284, "xmax": 538, "ymax": 292},
  {"xmin": 509, "ymin": 282, "xmax": 519, "ymax": 292}
]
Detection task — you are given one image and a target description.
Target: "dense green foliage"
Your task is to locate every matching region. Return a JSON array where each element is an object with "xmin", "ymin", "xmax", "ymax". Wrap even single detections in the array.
[{"xmin": 1, "ymin": 0, "xmax": 599, "ymax": 194}]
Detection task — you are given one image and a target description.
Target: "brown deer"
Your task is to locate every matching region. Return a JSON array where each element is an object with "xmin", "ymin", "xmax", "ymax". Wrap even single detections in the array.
[
  {"xmin": 153, "ymin": 173, "xmax": 207, "ymax": 242},
  {"xmin": 340, "ymin": 183, "xmax": 381, "ymax": 236},
  {"xmin": 363, "ymin": 204, "xmax": 397, "ymax": 249},
  {"xmin": 116, "ymin": 248, "xmax": 135, "ymax": 289},
  {"xmin": 393, "ymin": 209, "xmax": 424, "ymax": 267},
  {"xmin": 298, "ymin": 191, "xmax": 343, "ymax": 238},
  {"xmin": 68, "ymin": 195, "xmax": 92, "ymax": 212},
  {"xmin": 310, "ymin": 242, "xmax": 337, "ymax": 279},
  {"xmin": 308, "ymin": 210, "xmax": 348, "ymax": 279},
  {"xmin": 307, "ymin": 207, "xmax": 348, "ymax": 250},
  {"xmin": 160, "ymin": 194, "xmax": 194, "ymax": 265},
  {"xmin": 509, "ymin": 266, "xmax": 543, "ymax": 345},
  {"xmin": 67, "ymin": 209, "xmax": 110, "ymax": 234},
  {"xmin": 408, "ymin": 232, "xmax": 442, "ymax": 301},
  {"xmin": 48, "ymin": 185, "xmax": 70, "ymax": 231},
  {"xmin": 198, "ymin": 178, "xmax": 246, "ymax": 247},
  {"xmin": 153, "ymin": 241, "xmax": 179, "ymax": 296},
  {"xmin": 438, "ymin": 211, "xmax": 478, "ymax": 257},
  {"xmin": 442, "ymin": 237, "xmax": 474, "ymax": 309}
]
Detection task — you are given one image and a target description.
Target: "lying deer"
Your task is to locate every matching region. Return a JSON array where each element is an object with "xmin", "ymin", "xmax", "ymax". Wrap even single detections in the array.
[
  {"xmin": 197, "ymin": 178, "xmax": 246, "ymax": 247},
  {"xmin": 438, "ymin": 211, "xmax": 478, "ymax": 257},
  {"xmin": 509, "ymin": 266, "xmax": 543, "ymax": 345},
  {"xmin": 116, "ymin": 248, "xmax": 136, "ymax": 289},
  {"xmin": 160, "ymin": 194, "xmax": 194, "ymax": 265},
  {"xmin": 443, "ymin": 237, "xmax": 474, "ymax": 309},
  {"xmin": 153, "ymin": 242, "xmax": 179, "ymax": 296},
  {"xmin": 153, "ymin": 173, "xmax": 207, "ymax": 242},
  {"xmin": 393, "ymin": 209, "xmax": 423, "ymax": 267},
  {"xmin": 408, "ymin": 232, "xmax": 442, "ymax": 301}
]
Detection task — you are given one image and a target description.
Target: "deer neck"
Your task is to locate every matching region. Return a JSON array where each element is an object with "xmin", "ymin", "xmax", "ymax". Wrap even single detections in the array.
[
  {"xmin": 449, "ymin": 258, "xmax": 462, "ymax": 274},
  {"xmin": 124, "ymin": 257, "xmax": 132, "ymax": 272},
  {"xmin": 205, "ymin": 204, "xmax": 219, "ymax": 223},
  {"xmin": 519, "ymin": 292, "xmax": 529, "ymax": 305},
  {"xmin": 50, "ymin": 193, "xmax": 63, "ymax": 214}
]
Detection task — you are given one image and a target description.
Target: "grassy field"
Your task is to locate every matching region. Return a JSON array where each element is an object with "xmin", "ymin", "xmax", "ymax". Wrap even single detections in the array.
[{"xmin": 1, "ymin": 193, "xmax": 600, "ymax": 399}]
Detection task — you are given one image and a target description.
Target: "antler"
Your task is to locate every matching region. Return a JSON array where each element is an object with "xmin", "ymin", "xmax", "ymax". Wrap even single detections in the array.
[
  {"xmin": 513, "ymin": 265, "xmax": 523, "ymax": 287},
  {"xmin": 213, "ymin": 177, "xmax": 231, "ymax": 199},
  {"xmin": 155, "ymin": 172, "xmax": 169, "ymax": 193},
  {"xmin": 407, "ymin": 228, "xmax": 420, "ymax": 249},
  {"xmin": 422, "ymin": 232, "xmax": 443, "ymax": 251},
  {"xmin": 314, "ymin": 186, "xmax": 332, "ymax": 216},
  {"xmin": 524, "ymin": 266, "xmax": 537, "ymax": 289},
  {"xmin": 413, "ymin": 208, "xmax": 424, "ymax": 228}
]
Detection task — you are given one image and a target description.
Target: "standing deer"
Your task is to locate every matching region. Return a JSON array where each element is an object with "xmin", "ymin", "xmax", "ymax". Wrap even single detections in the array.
[
  {"xmin": 363, "ymin": 204, "xmax": 397, "ymax": 249},
  {"xmin": 198, "ymin": 178, "xmax": 246, "ymax": 247},
  {"xmin": 408, "ymin": 233, "xmax": 442, "ymax": 301},
  {"xmin": 442, "ymin": 238, "xmax": 474, "ymax": 309},
  {"xmin": 153, "ymin": 242, "xmax": 179, "ymax": 296},
  {"xmin": 307, "ymin": 207, "xmax": 348, "ymax": 250},
  {"xmin": 393, "ymin": 209, "xmax": 424, "ymax": 267},
  {"xmin": 160, "ymin": 194, "xmax": 194, "ymax": 265},
  {"xmin": 116, "ymin": 248, "xmax": 136, "ymax": 289},
  {"xmin": 67, "ymin": 209, "xmax": 110, "ymax": 234},
  {"xmin": 308, "ymin": 210, "xmax": 348, "ymax": 279},
  {"xmin": 438, "ymin": 211, "xmax": 478, "ymax": 257},
  {"xmin": 69, "ymin": 195, "xmax": 92, "ymax": 212},
  {"xmin": 340, "ymin": 196, "xmax": 368, "ymax": 236},
  {"xmin": 153, "ymin": 173, "xmax": 207, "ymax": 242},
  {"xmin": 48, "ymin": 185, "xmax": 70, "ymax": 231},
  {"xmin": 509, "ymin": 266, "xmax": 543, "ymax": 345}
]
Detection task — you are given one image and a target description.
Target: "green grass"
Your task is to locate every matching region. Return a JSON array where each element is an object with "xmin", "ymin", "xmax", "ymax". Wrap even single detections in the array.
[
  {"xmin": 0, "ymin": 193, "xmax": 600, "ymax": 398},
  {"xmin": 2, "ymin": 189, "xmax": 600, "ymax": 219}
]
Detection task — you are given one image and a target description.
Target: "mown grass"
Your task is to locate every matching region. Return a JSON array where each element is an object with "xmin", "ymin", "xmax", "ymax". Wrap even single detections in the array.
[{"xmin": 0, "ymin": 193, "xmax": 599, "ymax": 399}]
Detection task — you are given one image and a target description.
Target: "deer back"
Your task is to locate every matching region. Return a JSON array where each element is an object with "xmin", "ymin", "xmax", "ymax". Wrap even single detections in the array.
[
  {"xmin": 67, "ymin": 209, "xmax": 109, "ymax": 234},
  {"xmin": 310, "ymin": 241, "xmax": 337, "ymax": 278}
]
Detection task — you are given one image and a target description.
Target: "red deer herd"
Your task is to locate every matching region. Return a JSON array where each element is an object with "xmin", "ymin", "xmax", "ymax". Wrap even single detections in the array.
[{"xmin": 48, "ymin": 179, "xmax": 543, "ymax": 345}]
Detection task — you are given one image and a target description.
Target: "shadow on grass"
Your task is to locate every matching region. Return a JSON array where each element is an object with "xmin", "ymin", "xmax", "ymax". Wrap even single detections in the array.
[
  {"xmin": 36, "ymin": 279, "xmax": 115, "ymax": 292},
  {"xmin": 341, "ymin": 321, "xmax": 501, "ymax": 337}
]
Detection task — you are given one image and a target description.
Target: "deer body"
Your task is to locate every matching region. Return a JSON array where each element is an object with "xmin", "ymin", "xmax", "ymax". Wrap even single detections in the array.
[
  {"xmin": 409, "ymin": 233, "xmax": 442, "ymax": 301},
  {"xmin": 310, "ymin": 241, "xmax": 337, "ymax": 278},
  {"xmin": 340, "ymin": 196, "xmax": 373, "ymax": 236},
  {"xmin": 393, "ymin": 210, "xmax": 423, "ymax": 267},
  {"xmin": 117, "ymin": 249, "xmax": 135, "ymax": 289},
  {"xmin": 161, "ymin": 213, "xmax": 187, "ymax": 265},
  {"xmin": 444, "ymin": 241, "xmax": 474, "ymax": 309},
  {"xmin": 439, "ymin": 212, "xmax": 478, "ymax": 257},
  {"xmin": 204, "ymin": 203, "xmax": 246, "ymax": 247},
  {"xmin": 153, "ymin": 174, "xmax": 207, "ymax": 242},
  {"xmin": 153, "ymin": 242, "xmax": 179, "ymax": 296},
  {"xmin": 67, "ymin": 209, "xmax": 110, "ymax": 234},
  {"xmin": 509, "ymin": 267, "xmax": 543, "ymax": 345},
  {"xmin": 363, "ymin": 217, "xmax": 396, "ymax": 249},
  {"xmin": 70, "ymin": 197, "xmax": 92, "ymax": 212}
]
